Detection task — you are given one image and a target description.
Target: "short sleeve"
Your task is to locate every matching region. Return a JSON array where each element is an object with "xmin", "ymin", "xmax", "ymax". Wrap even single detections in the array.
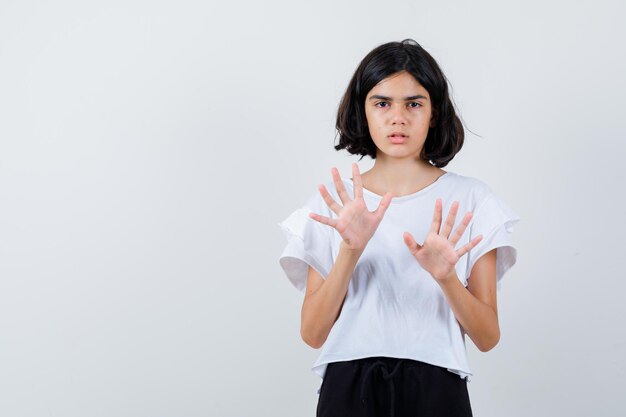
[
  {"xmin": 465, "ymin": 192, "xmax": 521, "ymax": 291},
  {"xmin": 277, "ymin": 192, "xmax": 336, "ymax": 293}
]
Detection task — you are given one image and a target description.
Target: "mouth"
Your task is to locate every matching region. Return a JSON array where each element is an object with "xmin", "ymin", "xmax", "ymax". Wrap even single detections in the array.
[{"xmin": 388, "ymin": 133, "xmax": 408, "ymax": 144}]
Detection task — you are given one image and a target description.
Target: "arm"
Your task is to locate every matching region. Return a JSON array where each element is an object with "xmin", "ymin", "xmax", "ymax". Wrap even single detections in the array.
[
  {"xmin": 437, "ymin": 248, "xmax": 500, "ymax": 352},
  {"xmin": 402, "ymin": 198, "xmax": 501, "ymax": 352},
  {"xmin": 299, "ymin": 163, "xmax": 392, "ymax": 349},
  {"xmin": 300, "ymin": 242, "xmax": 363, "ymax": 349}
]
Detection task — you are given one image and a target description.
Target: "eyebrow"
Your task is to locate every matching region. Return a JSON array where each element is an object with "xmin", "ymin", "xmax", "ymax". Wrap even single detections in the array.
[{"xmin": 368, "ymin": 94, "xmax": 428, "ymax": 101}]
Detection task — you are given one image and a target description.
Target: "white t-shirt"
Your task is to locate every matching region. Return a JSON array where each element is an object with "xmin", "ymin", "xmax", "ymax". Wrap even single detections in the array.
[{"xmin": 277, "ymin": 170, "xmax": 520, "ymax": 389}]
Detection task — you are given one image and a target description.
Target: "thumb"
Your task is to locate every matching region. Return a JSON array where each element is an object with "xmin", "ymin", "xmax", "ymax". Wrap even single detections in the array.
[
  {"xmin": 403, "ymin": 232, "xmax": 421, "ymax": 255},
  {"xmin": 374, "ymin": 192, "xmax": 394, "ymax": 218}
]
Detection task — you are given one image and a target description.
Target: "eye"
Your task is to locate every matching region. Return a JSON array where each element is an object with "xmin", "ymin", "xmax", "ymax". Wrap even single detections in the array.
[
  {"xmin": 408, "ymin": 102, "xmax": 421, "ymax": 108},
  {"xmin": 374, "ymin": 101, "xmax": 389, "ymax": 108}
]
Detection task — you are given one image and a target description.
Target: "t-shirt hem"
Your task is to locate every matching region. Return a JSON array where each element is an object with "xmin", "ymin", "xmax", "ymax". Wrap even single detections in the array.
[{"xmin": 312, "ymin": 352, "xmax": 473, "ymax": 380}]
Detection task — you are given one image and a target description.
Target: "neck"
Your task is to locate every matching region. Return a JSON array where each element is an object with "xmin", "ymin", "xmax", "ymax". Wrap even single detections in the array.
[{"xmin": 365, "ymin": 155, "xmax": 443, "ymax": 196}]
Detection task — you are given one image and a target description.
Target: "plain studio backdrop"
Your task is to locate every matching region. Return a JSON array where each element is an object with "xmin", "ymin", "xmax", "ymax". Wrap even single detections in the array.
[{"xmin": 1, "ymin": 0, "xmax": 624, "ymax": 416}]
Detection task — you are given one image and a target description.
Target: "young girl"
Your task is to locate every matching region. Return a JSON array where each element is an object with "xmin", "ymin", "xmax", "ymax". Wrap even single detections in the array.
[{"xmin": 278, "ymin": 39, "xmax": 520, "ymax": 417}]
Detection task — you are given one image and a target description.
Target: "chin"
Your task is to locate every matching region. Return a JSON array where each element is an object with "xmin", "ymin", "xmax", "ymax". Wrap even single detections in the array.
[{"xmin": 381, "ymin": 147, "xmax": 420, "ymax": 158}]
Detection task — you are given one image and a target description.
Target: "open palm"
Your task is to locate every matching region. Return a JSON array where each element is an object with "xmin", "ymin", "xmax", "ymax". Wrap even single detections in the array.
[
  {"xmin": 403, "ymin": 198, "xmax": 484, "ymax": 283},
  {"xmin": 309, "ymin": 163, "xmax": 393, "ymax": 251}
]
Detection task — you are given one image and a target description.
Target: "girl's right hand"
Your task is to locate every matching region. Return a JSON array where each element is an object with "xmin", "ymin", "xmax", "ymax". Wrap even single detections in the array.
[{"xmin": 309, "ymin": 163, "xmax": 393, "ymax": 252}]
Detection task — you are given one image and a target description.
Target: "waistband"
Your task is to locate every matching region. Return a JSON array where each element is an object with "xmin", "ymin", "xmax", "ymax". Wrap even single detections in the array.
[{"xmin": 356, "ymin": 356, "xmax": 432, "ymax": 417}]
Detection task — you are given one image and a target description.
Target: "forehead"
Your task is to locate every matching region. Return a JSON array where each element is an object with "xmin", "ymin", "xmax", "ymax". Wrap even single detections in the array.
[{"xmin": 367, "ymin": 71, "xmax": 429, "ymax": 97}]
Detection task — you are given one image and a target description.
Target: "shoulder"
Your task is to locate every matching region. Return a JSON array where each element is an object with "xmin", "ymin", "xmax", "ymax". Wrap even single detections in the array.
[
  {"xmin": 447, "ymin": 172, "xmax": 521, "ymax": 231},
  {"xmin": 445, "ymin": 170, "xmax": 492, "ymax": 192},
  {"xmin": 317, "ymin": 178, "xmax": 345, "ymax": 202},
  {"xmin": 301, "ymin": 179, "xmax": 341, "ymax": 215},
  {"xmin": 443, "ymin": 171, "xmax": 494, "ymax": 207}
]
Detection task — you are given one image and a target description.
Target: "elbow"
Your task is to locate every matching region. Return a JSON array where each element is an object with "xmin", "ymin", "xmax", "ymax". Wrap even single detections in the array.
[
  {"xmin": 477, "ymin": 330, "xmax": 501, "ymax": 352},
  {"xmin": 303, "ymin": 337, "xmax": 324, "ymax": 350},
  {"xmin": 478, "ymin": 342, "xmax": 497, "ymax": 353},
  {"xmin": 300, "ymin": 323, "xmax": 327, "ymax": 349}
]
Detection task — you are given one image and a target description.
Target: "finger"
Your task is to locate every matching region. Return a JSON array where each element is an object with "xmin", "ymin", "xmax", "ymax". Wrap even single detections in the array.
[
  {"xmin": 449, "ymin": 212, "xmax": 473, "ymax": 247},
  {"xmin": 352, "ymin": 163, "xmax": 363, "ymax": 199},
  {"xmin": 440, "ymin": 201, "xmax": 459, "ymax": 239},
  {"xmin": 456, "ymin": 234, "xmax": 483, "ymax": 258},
  {"xmin": 309, "ymin": 212, "xmax": 338, "ymax": 229},
  {"xmin": 403, "ymin": 232, "xmax": 422, "ymax": 256},
  {"xmin": 318, "ymin": 184, "xmax": 342, "ymax": 215},
  {"xmin": 429, "ymin": 198, "xmax": 443, "ymax": 234},
  {"xmin": 332, "ymin": 167, "xmax": 352, "ymax": 205},
  {"xmin": 374, "ymin": 192, "xmax": 393, "ymax": 219}
]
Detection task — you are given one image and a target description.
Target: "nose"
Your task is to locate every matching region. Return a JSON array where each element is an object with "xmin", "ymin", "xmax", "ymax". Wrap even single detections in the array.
[{"xmin": 389, "ymin": 104, "xmax": 407, "ymax": 125}]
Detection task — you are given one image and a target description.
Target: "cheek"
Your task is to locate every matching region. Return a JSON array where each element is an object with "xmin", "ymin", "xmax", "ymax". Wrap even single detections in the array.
[
  {"xmin": 365, "ymin": 109, "xmax": 382, "ymax": 127},
  {"xmin": 414, "ymin": 111, "xmax": 432, "ymax": 127},
  {"xmin": 364, "ymin": 107, "xmax": 374, "ymax": 124},
  {"xmin": 424, "ymin": 108, "xmax": 434, "ymax": 123}
]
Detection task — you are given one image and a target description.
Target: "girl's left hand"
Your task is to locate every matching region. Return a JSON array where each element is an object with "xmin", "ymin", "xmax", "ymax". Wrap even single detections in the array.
[{"xmin": 403, "ymin": 198, "xmax": 483, "ymax": 284}]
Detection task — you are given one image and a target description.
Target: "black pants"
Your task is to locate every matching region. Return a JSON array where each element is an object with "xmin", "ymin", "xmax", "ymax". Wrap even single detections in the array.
[{"xmin": 316, "ymin": 356, "xmax": 473, "ymax": 417}]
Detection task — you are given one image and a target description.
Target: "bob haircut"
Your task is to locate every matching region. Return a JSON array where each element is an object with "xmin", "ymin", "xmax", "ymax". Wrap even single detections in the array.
[{"xmin": 335, "ymin": 39, "xmax": 464, "ymax": 168}]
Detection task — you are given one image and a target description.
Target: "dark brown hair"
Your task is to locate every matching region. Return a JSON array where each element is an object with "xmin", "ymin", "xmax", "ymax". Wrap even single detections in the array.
[{"xmin": 335, "ymin": 39, "xmax": 464, "ymax": 167}]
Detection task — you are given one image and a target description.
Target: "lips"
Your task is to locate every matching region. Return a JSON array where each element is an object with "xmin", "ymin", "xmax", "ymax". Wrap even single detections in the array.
[{"xmin": 388, "ymin": 132, "xmax": 407, "ymax": 144}]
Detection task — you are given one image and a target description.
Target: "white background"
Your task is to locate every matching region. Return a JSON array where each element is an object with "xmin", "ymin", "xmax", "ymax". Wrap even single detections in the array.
[{"xmin": 1, "ymin": 0, "xmax": 625, "ymax": 416}]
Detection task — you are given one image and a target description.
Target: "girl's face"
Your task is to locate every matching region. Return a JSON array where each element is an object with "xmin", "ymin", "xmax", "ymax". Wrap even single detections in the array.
[{"xmin": 364, "ymin": 71, "xmax": 435, "ymax": 161}]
